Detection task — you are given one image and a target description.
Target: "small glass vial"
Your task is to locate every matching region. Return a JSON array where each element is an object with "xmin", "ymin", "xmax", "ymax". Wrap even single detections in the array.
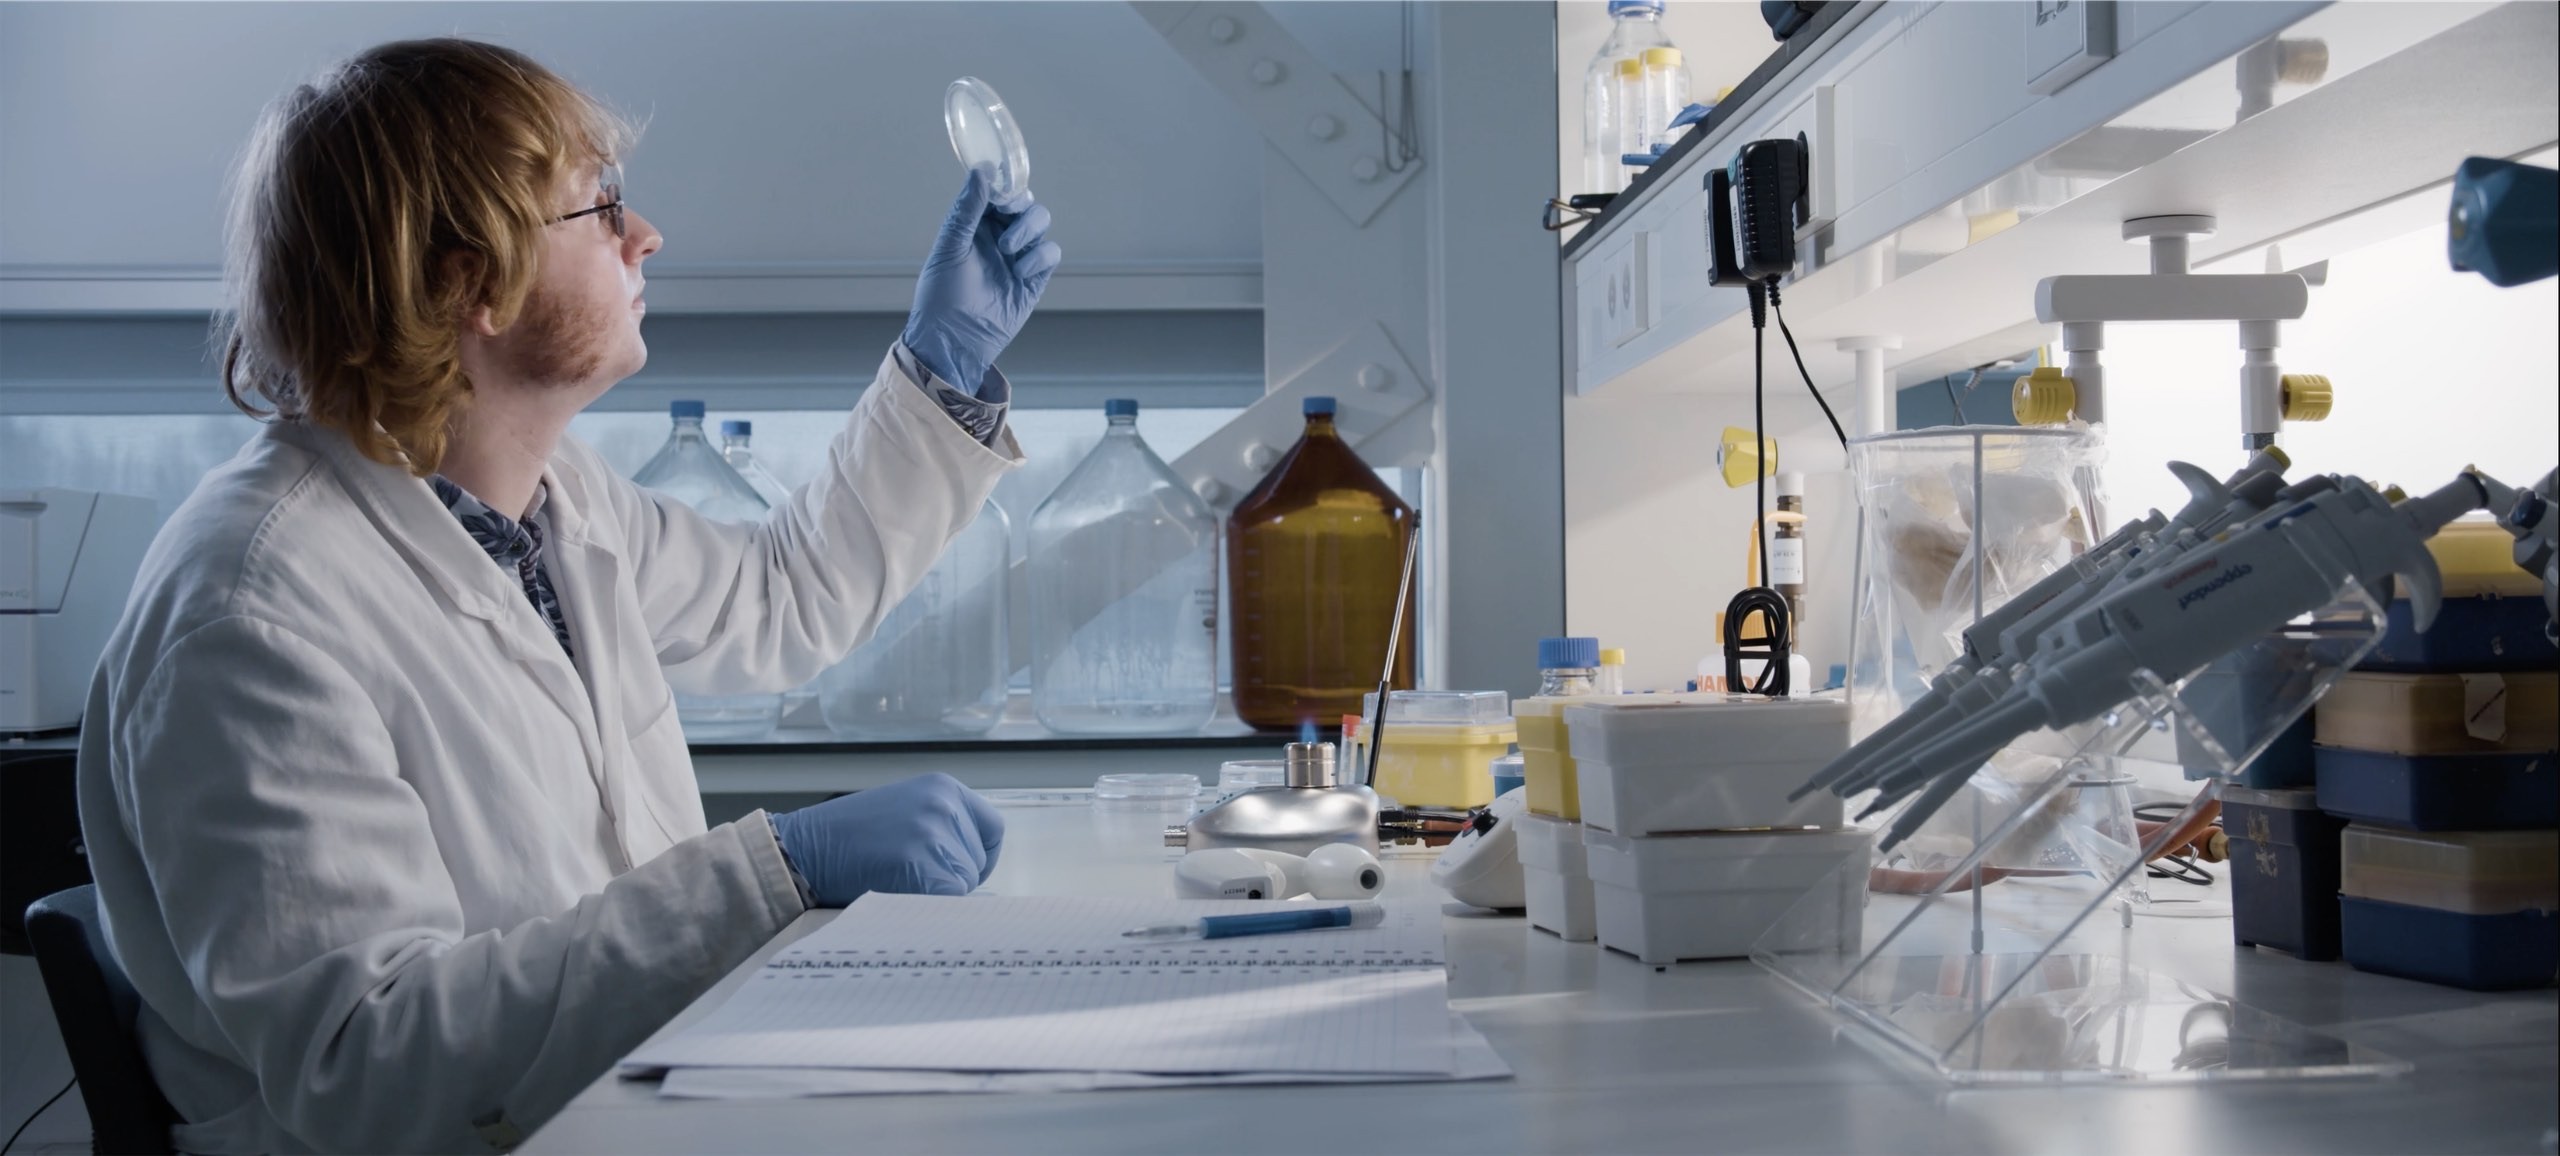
[
  {"xmin": 1595, "ymin": 648, "xmax": 1627, "ymax": 695},
  {"xmin": 1536, "ymin": 636, "xmax": 1601, "ymax": 697},
  {"xmin": 1772, "ymin": 472, "xmax": 1807, "ymax": 629}
]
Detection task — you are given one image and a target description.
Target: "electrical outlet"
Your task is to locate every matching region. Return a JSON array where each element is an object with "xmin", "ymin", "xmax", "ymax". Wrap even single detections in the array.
[
  {"xmin": 2024, "ymin": 0, "xmax": 2115, "ymax": 95},
  {"xmin": 1604, "ymin": 232, "xmax": 1653, "ymax": 347}
]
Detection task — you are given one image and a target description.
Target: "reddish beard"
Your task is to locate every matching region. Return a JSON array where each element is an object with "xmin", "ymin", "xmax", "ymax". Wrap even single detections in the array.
[{"xmin": 502, "ymin": 282, "xmax": 622, "ymax": 388}]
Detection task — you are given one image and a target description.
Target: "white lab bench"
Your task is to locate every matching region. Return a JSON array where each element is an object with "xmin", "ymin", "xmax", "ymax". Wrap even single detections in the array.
[{"xmin": 525, "ymin": 798, "xmax": 2557, "ymax": 1155}]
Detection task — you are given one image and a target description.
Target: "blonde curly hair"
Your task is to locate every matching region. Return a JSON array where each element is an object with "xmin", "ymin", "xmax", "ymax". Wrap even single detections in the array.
[{"xmin": 219, "ymin": 38, "xmax": 633, "ymax": 475}]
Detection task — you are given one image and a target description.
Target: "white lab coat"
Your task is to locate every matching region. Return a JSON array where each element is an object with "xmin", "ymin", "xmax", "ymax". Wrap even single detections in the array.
[{"xmin": 74, "ymin": 351, "xmax": 1020, "ymax": 1154}]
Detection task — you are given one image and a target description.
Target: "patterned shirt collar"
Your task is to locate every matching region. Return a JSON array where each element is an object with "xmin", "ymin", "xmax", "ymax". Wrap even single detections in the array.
[{"xmin": 428, "ymin": 476, "xmax": 551, "ymax": 570}]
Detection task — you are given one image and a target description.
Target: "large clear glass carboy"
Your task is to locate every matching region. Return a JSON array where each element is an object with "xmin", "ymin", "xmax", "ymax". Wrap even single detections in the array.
[
  {"xmin": 815, "ymin": 501, "xmax": 1011, "ymax": 738},
  {"xmin": 629, "ymin": 400, "xmax": 783, "ymax": 740},
  {"xmin": 718, "ymin": 420, "xmax": 792, "ymax": 509},
  {"xmin": 1027, "ymin": 399, "xmax": 1220, "ymax": 735}
]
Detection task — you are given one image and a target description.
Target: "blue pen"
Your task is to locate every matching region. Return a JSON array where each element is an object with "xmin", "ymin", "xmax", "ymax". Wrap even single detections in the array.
[{"xmin": 1121, "ymin": 902, "xmax": 1386, "ymax": 941}]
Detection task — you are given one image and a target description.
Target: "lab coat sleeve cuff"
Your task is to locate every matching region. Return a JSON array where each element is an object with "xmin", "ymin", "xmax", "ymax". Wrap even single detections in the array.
[
  {"xmin": 877, "ymin": 345, "xmax": 1025, "ymax": 465},
  {"xmin": 891, "ymin": 341, "xmax": 1013, "ymax": 449},
  {"xmin": 758, "ymin": 812, "xmax": 816, "ymax": 911},
  {"xmin": 743, "ymin": 810, "xmax": 814, "ymax": 918}
]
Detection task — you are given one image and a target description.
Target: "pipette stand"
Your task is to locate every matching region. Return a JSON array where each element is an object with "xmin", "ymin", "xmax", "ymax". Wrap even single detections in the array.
[{"xmin": 1754, "ymin": 579, "xmax": 2403, "ymax": 1084}]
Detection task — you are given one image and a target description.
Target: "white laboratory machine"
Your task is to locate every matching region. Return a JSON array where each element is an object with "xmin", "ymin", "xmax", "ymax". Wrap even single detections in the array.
[{"xmin": 1, "ymin": 488, "xmax": 155, "ymax": 734}]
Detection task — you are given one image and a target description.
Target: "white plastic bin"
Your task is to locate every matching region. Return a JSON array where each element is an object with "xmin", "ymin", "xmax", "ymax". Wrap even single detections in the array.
[
  {"xmin": 1584, "ymin": 827, "xmax": 1870, "ymax": 964},
  {"xmin": 1515, "ymin": 812, "xmax": 1598, "ymax": 942},
  {"xmin": 1564, "ymin": 697, "xmax": 1850, "ymax": 834}
]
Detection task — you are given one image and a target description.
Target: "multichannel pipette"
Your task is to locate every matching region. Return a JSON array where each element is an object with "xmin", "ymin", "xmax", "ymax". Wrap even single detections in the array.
[{"xmin": 1799, "ymin": 459, "xmax": 2551, "ymax": 851}]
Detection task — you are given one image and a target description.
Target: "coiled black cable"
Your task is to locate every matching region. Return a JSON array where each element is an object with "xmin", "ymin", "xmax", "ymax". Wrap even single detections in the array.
[{"xmin": 1724, "ymin": 586, "xmax": 1793, "ymax": 696}]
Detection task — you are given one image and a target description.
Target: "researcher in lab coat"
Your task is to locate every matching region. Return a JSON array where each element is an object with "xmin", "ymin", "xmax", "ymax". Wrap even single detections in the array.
[{"xmin": 73, "ymin": 38, "xmax": 1062, "ymax": 1154}]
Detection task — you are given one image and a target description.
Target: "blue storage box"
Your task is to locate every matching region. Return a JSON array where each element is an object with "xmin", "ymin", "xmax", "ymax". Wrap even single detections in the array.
[
  {"xmin": 2360, "ymin": 595, "xmax": 2558, "ymax": 672},
  {"xmin": 2222, "ymin": 786, "xmax": 2345, "ymax": 960},
  {"xmin": 2360, "ymin": 521, "xmax": 2555, "ymax": 673},
  {"xmin": 2314, "ymin": 745, "xmax": 2557, "ymax": 830},
  {"xmin": 2337, "ymin": 896, "xmax": 2555, "ymax": 991},
  {"xmin": 2232, "ymin": 716, "xmax": 2315, "ymax": 789},
  {"xmin": 2338, "ymin": 826, "xmax": 2556, "ymax": 990}
]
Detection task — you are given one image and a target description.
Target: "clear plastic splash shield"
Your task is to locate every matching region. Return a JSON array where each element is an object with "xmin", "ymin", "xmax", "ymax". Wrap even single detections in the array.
[{"xmin": 1752, "ymin": 578, "xmax": 2408, "ymax": 1084}]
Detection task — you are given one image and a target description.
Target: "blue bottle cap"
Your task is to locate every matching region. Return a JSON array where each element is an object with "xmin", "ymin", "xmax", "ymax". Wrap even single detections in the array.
[
  {"xmin": 1104, "ymin": 398, "xmax": 1139, "ymax": 417},
  {"xmin": 669, "ymin": 400, "xmax": 706, "ymax": 420},
  {"xmin": 1538, "ymin": 637, "xmax": 1601, "ymax": 670},
  {"xmin": 1304, "ymin": 396, "xmax": 1337, "ymax": 417},
  {"xmin": 1607, "ymin": 0, "xmax": 1663, "ymax": 16},
  {"xmin": 719, "ymin": 420, "xmax": 751, "ymax": 438}
]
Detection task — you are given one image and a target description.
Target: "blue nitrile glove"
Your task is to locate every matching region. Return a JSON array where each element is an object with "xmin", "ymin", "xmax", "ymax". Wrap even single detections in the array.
[
  {"xmin": 767, "ymin": 773, "xmax": 1006, "ymax": 907},
  {"xmin": 899, "ymin": 168, "xmax": 1064, "ymax": 395}
]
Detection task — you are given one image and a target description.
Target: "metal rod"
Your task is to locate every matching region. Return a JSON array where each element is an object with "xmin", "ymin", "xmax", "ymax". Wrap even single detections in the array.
[
  {"xmin": 1364, "ymin": 512, "xmax": 1424, "ymax": 788},
  {"xmin": 1969, "ymin": 433, "xmax": 1987, "ymax": 952}
]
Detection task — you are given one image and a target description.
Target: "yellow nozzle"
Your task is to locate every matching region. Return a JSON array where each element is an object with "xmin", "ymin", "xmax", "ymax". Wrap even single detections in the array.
[{"xmin": 2012, "ymin": 366, "xmax": 2077, "ymax": 426}]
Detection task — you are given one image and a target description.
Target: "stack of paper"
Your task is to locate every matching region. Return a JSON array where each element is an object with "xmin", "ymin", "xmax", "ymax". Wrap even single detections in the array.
[{"xmin": 621, "ymin": 894, "xmax": 1510, "ymax": 1098}]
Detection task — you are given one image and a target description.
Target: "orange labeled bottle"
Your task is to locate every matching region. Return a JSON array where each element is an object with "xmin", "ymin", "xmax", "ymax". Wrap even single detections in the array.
[{"xmin": 1227, "ymin": 396, "xmax": 1417, "ymax": 732}]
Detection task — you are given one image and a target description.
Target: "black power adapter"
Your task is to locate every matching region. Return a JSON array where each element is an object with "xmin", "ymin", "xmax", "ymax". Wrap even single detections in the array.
[{"xmin": 1706, "ymin": 134, "xmax": 1811, "ymax": 287}]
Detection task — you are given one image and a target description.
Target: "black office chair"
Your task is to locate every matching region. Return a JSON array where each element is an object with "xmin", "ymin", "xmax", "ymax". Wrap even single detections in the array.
[
  {"xmin": 25, "ymin": 885, "xmax": 179, "ymax": 1155},
  {"xmin": 2, "ymin": 750, "xmax": 89, "ymax": 956}
]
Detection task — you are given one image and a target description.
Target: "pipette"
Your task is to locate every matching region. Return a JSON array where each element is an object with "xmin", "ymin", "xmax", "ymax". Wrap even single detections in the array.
[
  {"xmin": 1361, "ymin": 512, "xmax": 1424, "ymax": 788},
  {"xmin": 1794, "ymin": 452, "xmax": 2294, "ymax": 803},
  {"xmin": 1856, "ymin": 468, "xmax": 2511, "ymax": 850},
  {"xmin": 1121, "ymin": 902, "xmax": 1387, "ymax": 941}
]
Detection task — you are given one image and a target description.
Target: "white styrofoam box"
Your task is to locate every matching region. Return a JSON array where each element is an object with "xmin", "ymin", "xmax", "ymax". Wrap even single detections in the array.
[
  {"xmin": 1583, "ymin": 827, "xmax": 1870, "ymax": 965},
  {"xmin": 1514, "ymin": 811, "xmax": 1588, "ymax": 874},
  {"xmin": 1563, "ymin": 695, "xmax": 1849, "ymax": 765},
  {"xmin": 1515, "ymin": 813, "xmax": 1596, "ymax": 942},
  {"xmin": 1576, "ymin": 756, "xmax": 1846, "ymax": 837},
  {"xmin": 1562, "ymin": 697, "xmax": 1849, "ymax": 834},
  {"xmin": 1524, "ymin": 864, "xmax": 1599, "ymax": 943}
]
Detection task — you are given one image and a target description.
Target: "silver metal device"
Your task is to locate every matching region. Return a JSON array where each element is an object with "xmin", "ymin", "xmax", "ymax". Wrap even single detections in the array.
[
  {"xmin": 1165, "ymin": 741, "xmax": 1382, "ymax": 858},
  {"xmin": 1283, "ymin": 741, "xmax": 1336, "ymax": 787}
]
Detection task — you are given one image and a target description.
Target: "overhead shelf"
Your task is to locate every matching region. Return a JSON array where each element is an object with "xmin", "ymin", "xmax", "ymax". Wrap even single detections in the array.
[{"xmin": 1563, "ymin": 1, "xmax": 2557, "ymax": 399}]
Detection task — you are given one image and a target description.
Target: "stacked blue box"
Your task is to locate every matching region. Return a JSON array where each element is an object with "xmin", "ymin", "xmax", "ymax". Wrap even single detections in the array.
[
  {"xmin": 2314, "ymin": 670, "xmax": 2556, "ymax": 831},
  {"xmin": 2336, "ymin": 899, "xmax": 2554, "ymax": 991},
  {"xmin": 2336, "ymin": 826, "xmax": 2556, "ymax": 991},
  {"xmin": 2357, "ymin": 520, "xmax": 2555, "ymax": 674},
  {"xmin": 2307, "ymin": 521, "xmax": 2555, "ymax": 990},
  {"xmin": 2315, "ymin": 747, "xmax": 2555, "ymax": 830},
  {"xmin": 2223, "ymin": 786, "xmax": 2345, "ymax": 960},
  {"xmin": 2360, "ymin": 594, "xmax": 2557, "ymax": 672}
]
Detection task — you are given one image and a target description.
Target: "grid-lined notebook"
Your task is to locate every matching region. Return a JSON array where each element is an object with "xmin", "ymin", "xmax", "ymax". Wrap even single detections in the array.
[{"xmin": 623, "ymin": 895, "xmax": 1457, "ymax": 1077}]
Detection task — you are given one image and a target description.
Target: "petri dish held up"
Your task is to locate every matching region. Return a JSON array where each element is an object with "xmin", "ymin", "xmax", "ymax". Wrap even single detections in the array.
[{"xmin": 944, "ymin": 76, "xmax": 1030, "ymax": 202}]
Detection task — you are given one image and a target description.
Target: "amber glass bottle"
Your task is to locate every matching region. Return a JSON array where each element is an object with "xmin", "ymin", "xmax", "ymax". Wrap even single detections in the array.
[{"xmin": 1227, "ymin": 396, "xmax": 1417, "ymax": 732}]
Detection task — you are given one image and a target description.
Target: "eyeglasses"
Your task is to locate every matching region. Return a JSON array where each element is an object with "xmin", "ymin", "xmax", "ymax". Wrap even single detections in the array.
[{"xmin": 549, "ymin": 182, "xmax": 625, "ymax": 239}]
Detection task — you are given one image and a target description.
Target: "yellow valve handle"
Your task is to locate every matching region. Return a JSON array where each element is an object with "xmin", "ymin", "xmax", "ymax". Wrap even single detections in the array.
[
  {"xmin": 2011, "ymin": 366, "xmax": 2077, "ymax": 426},
  {"xmin": 1717, "ymin": 426, "xmax": 1777, "ymax": 489},
  {"xmin": 2281, "ymin": 373, "xmax": 2334, "ymax": 421}
]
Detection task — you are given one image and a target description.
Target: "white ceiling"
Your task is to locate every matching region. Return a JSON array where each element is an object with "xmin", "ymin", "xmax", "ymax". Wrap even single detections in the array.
[{"xmin": 0, "ymin": 2, "xmax": 1435, "ymax": 272}]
